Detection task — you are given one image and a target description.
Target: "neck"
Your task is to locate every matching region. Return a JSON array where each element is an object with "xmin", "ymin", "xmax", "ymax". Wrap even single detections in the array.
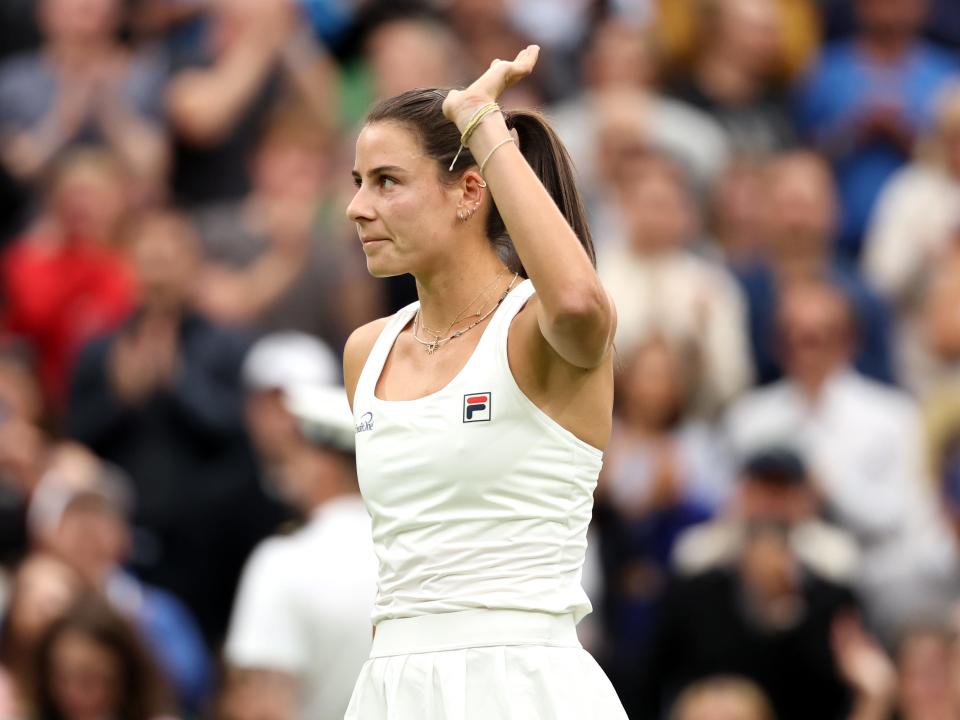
[{"xmin": 414, "ymin": 243, "xmax": 514, "ymax": 333}]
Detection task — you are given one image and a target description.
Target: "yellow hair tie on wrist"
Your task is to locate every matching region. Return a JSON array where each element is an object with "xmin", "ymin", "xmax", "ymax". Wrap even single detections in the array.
[{"xmin": 448, "ymin": 101, "xmax": 501, "ymax": 171}]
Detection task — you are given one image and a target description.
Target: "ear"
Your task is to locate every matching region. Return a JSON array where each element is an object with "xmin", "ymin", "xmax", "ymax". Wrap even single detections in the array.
[{"xmin": 456, "ymin": 170, "xmax": 488, "ymax": 212}]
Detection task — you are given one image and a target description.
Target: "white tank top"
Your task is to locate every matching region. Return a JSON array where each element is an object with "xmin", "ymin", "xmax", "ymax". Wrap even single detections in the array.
[{"xmin": 353, "ymin": 279, "xmax": 604, "ymax": 625}]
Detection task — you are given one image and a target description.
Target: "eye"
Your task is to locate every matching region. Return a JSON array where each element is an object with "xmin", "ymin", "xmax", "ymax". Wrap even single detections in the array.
[
  {"xmin": 378, "ymin": 176, "xmax": 398, "ymax": 189},
  {"xmin": 352, "ymin": 175, "xmax": 362, "ymax": 188}
]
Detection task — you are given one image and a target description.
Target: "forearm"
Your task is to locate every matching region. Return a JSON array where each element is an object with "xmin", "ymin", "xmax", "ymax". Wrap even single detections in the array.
[
  {"xmin": 198, "ymin": 248, "xmax": 307, "ymax": 324},
  {"xmin": 167, "ymin": 41, "xmax": 276, "ymax": 144},
  {"xmin": 467, "ymin": 113, "xmax": 613, "ymax": 366},
  {"xmin": 98, "ymin": 101, "xmax": 168, "ymax": 189},
  {"xmin": 1, "ymin": 118, "xmax": 75, "ymax": 181},
  {"xmin": 279, "ymin": 28, "xmax": 339, "ymax": 133}
]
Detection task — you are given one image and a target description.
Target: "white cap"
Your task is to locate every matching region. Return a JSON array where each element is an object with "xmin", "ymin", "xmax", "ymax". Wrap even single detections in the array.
[
  {"xmin": 242, "ymin": 332, "xmax": 339, "ymax": 392},
  {"xmin": 283, "ymin": 383, "xmax": 356, "ymax": 452}
]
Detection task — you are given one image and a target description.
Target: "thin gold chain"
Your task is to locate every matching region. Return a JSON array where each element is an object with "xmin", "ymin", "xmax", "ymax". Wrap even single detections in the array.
[
  {"xmin": 412, "ymin": 273, "xmax": 519, "ymax": 354},
  {"xmin": 417, "ymin": 266, "xmax": 509, "ymax": 338}
]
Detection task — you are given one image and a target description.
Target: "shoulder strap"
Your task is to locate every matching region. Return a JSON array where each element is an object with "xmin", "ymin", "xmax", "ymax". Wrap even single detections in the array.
[
  {"xmin": 352, "ymin": 301, "xmax": 419, "ymax": 409},
  {"xmin": 489, "ymin": 278, "xmax": 535, "ymax": 338}
]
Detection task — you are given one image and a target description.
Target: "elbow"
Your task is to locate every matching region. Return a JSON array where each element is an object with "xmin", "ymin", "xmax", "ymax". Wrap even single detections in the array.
[
  {"xmin": 550, "ymin": 282, "xmax": 609, "ymax": 326},
  {"xmin": 545, "ymin": 286, "xmax": 616, "ymax": 368}
]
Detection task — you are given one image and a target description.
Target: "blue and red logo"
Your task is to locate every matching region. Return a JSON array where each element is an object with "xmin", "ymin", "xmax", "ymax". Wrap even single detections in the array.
[{"xmin": 463, "ymin": 392, "xmax": 492, "ymax": 423}]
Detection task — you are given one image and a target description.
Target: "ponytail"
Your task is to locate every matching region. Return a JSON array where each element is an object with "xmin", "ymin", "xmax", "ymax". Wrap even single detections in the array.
[
  {"xmin": 366, "ymin": 90, "xmax": 595, "ymax": 278},
  {"xmin": 486, "ymin": 110, "xmax": 596, "ymax": 277}
]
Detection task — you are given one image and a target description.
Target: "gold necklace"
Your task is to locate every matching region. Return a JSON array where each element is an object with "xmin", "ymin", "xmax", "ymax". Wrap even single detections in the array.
[
  {"xmin": 412, "ymin": 273, "xmax": 519, "ymax": 354},
  {"xmin": 417, "ymin": 267, "xmax": 509, "ymax": 338}
]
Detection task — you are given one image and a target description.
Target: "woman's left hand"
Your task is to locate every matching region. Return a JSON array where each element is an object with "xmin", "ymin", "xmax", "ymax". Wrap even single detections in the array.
[{"xmin": 442, "ymin": 45, "xmax": 540, "ymax": 131}]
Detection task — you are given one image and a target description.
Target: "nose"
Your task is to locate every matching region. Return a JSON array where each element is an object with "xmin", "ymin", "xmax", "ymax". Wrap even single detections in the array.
[{"xmin": 346, "ymin": 185, "xmax": 375, "ymax": 224}]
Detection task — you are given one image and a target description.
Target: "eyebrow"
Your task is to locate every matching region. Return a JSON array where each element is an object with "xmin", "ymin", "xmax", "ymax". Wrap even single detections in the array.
[{"xmin": 351, "ymin": 165, "xmax": 406, "ymax": 180}]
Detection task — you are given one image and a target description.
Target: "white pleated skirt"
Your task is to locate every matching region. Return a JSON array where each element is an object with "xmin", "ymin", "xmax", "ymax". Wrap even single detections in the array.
[{"xmin": 344, "ymin": 609, "xmax": 628, "ymax": 720}]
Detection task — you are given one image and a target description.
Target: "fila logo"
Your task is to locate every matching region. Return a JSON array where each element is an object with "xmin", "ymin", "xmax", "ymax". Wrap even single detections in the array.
[{"xmin": 463, "ymin": 392, "xmax": 492, "ymax": 423}]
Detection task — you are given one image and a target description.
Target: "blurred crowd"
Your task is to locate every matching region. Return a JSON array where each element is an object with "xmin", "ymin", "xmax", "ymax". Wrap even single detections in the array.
[{"xmin": 1, "ymin": 0, "xmax": 960, "ymax": 718}]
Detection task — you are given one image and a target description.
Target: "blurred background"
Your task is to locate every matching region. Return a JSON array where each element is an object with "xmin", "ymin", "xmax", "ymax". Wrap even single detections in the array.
[{"xmin": 1, "ymin": 0, "xmax": 960, "ymax": 718}]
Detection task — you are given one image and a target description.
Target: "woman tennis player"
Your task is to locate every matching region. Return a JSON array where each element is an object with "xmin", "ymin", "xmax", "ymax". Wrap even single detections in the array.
[{"xmin": 343, "ymin": 46, "xmax": 628, "ymax": 718}]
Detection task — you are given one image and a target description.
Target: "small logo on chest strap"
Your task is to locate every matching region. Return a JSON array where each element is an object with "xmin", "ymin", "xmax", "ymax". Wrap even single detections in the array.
[
  {"xmin": 463, "ymin": 392, "xmax": 492, "ymax": 423},
  {"xmin": 356, "ymin": 411, "xmax": 374, "ymax": 433}
]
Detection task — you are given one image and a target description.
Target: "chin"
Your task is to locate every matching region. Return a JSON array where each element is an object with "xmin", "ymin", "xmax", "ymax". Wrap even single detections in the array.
[{"xmin": 364, "ymin": 256, "xmax": 408, "ymax": 279}]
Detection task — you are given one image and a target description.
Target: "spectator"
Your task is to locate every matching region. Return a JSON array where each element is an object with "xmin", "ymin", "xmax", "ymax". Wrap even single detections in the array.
[
  {"xmin": 725, "ymin": 279, "xmax": 957, "ymax": 638},
  {"xmin": 864, "ymin": 82, "xmax": 960, "ymax": 390},
  {"xmin": 30, "ymin": 457, "xmax": 212, "ymax": 714},
  {"xmin": 1, "ymin": 148, "xmax": 138, "ymax": 415},
  {"xmin": 830, "ymin": 613, "xmax": 899, "ymax": 720},
  {"xmin": 0, "ymin": 554, "xmax": 85, "ymax": 719},
  {"xmin": 443, "ymin": 0, "xmax": 535, "ymax": 98},
  {"xmin": 654, "ymin": 0, "xmax": 820, "ymax": 83},
  {"xmin": 670, "ymin": 676, "xmax": 775, "ymax": 720},
  {"xmin": 635, "ymin": 457, "xmax": 858, "ymax": 720},
  {"xmin": 0, "ymin": 346, "xmax": 47, "ymax": 566},
  {"xmin": 673, "ymin": 447, "xmax": 860, "ymax": 588},
  {"xmin": 820, "ymin": 0, "xmax": 960, "ymax": 51},
  {"xmin": 707, "ymin": 158, "xmax": 768, "ymax": 270},
  {"xmin": 894, "ymin": 623, "xmax": 960, "ymax": 720},
  {"xmin": 0, "ymin": 0, "xmax": 168, "ymax": 200},
  {"xmin": 223, "ymin": 375, "xmax": 376, "ymax": 720},
  {"xmin": 31, "ymin": 594, "xmax": 176, "ymax": 720},
  {"xmin": 191, "ymin": 102, "xmax": 383, "ymax": 346},
  {"xmin": 795, "ymin": 0, "xmax": 960, "ymax": 261},
  {"xmin": 666, "ymin": 0, "xmax": 797, "ymax": 157},
  {"xmin": 921, "ymin": 237, "xmax": 960, "ymax": 539},
  {"xmin": 66, "ymin": 210, "xmax": 284, "ymax": 644},
  {"xmin": 922, "ymin": 227, "xmax": 960, "ymax": 371},
  {"xmin": 599, "ymin": 151, "xmax": 752, "ymax": 414},
  {"xmin": 166, "ymin": 0, "xmax": 338, "ymax": 207},
  {"xmin": 241, "ymin": 332, "xmax": 341, "ymax": 473},
  {"xmin": 361, "ymin": 11, "xmax": 466, "ymax": 107},
  {"xmin": 598, "ymin": 335, "xmax": 734, "ymax": 694},
  {"xmin": 549, "ymin": 17, "xmax": 731, "ymax": 203},
  {"xmin": 735, "ymin": 150, "xmax": 894, "ymax": 385}
]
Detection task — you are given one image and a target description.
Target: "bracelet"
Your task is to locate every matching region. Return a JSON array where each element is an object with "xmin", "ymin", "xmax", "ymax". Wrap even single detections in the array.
[
  {"xmin": 479, "ymin": 137, "xmax": 516, "ymax": 176},
  {"xmin": 448, "ymin": 101, "xmax": 500, "ymax": 171}
]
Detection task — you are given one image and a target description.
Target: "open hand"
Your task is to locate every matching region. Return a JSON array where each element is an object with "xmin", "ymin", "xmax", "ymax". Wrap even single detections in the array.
[{"xmin": 442, "ymin": 45, "xmax": 540, "ymax": 131}]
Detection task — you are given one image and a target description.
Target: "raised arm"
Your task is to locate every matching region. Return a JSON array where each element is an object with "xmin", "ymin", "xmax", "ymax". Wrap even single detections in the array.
[{"xmin": 442, "ymin": 47, "xmax": 616, "ymax": 370}]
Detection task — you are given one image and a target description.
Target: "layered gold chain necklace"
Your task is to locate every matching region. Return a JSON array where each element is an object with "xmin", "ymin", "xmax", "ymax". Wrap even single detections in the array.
[{"xmin": 412, "ymin": 270, "xmax": 519, "ymax": 354}]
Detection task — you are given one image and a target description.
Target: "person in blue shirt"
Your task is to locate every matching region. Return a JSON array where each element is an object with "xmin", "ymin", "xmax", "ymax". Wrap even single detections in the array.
[
  {"xmin": 734, "ymin": 151, "xmax": 894, "ymax": 385},
  {"xmin": 794, "ymin": 0, "xmax": 960, "ymax": 261}
]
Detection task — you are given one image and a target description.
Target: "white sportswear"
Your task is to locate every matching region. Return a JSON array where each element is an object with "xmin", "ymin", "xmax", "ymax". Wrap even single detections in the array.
[{"xmin": 352, "ymin": 279, "xmax": 603, "ymax": 626}]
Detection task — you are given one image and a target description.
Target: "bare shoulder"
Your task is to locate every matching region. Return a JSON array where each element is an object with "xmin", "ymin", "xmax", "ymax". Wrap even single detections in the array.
[{"xmin": 343, "ymin": 317, "xmax": 390, "ymax": 412}]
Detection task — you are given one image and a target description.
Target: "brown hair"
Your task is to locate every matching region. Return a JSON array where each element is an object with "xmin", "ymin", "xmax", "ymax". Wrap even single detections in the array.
[
  {"xmin": 31, "ymin": 594, "xmax": 173, "ymax": 720},
  {"xmin": 365, "ymin": 88, "xmax": 595, "ymax": 277}
]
